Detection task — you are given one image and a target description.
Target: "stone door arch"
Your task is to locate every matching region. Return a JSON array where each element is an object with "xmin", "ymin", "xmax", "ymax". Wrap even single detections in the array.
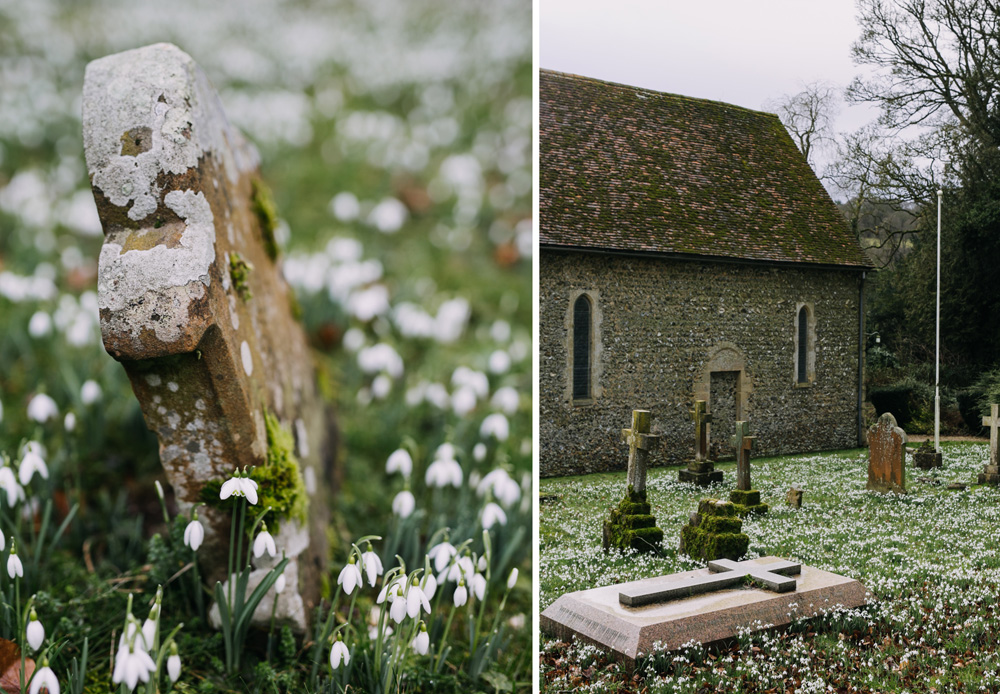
[{"xmin": 693, "ymin": 342, "xmax": 753, "ymax": 459}]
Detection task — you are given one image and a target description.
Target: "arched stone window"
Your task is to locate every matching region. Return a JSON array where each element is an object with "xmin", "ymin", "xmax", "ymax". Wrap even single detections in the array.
[
  {"xmin": 794, "ymin": 303, "xmax": 816, "ymax": 385},
  {"xmin": 572, "ymin": 294, "xmax": 592, "ymax": 400}
]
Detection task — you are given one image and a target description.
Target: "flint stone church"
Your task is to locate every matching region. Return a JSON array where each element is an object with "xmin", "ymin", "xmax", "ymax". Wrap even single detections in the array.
[{"xmin": 539, "ymin": 70, "xmax": 874, "ymax": 478}]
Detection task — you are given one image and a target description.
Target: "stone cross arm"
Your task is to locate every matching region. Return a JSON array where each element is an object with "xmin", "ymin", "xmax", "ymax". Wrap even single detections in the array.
[
  {"xmin": 618, "ymin": 558, "xmax": 801, "ymax": 607},
  {"xmin": 730, "ymin": 420, "xmax": 756, "ymax": 451}
]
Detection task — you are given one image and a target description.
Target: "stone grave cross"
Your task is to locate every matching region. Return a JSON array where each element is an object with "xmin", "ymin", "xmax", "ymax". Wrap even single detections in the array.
[
  {"xmin": 730, "ymin": 420, "xmax": 757, "ymax": 491},
  {"xmin": 618, "ymin": 557, "xmax": 801, "ymax": 607},
  {"xmin": 690, "ymin": 400, "xmax": 712, "ymax": 462},
  {"xmin": 82, "ymin": 43, "xmax": 330, "ymax": 629},
  {"xmin": 622, "ymin": 409, "xmax": 660, "ymax": 494},
  {"xmin": 984, "ymin": 404, "xmax": 999, "ymax": 467}
]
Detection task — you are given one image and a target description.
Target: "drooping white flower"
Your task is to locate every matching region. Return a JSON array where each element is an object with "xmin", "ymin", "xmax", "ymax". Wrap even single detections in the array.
[
  {"xmin": 28, "ymin": 663, "xmax": 59, "ymax": 694},
  {"xmin": 428, "ymin": 541, "xmax": 458, "ymax": 574},
  {"xmin": 411, "ymin": 623, "xmax": 429, "ymax": 655},
  {"xmin": 63, "ymin": 413, "xmax": 76, "ymax": 432},
  {"xmin": 18, "ymin": 442, "xmax": 48, "ymax": 486},
  {"xmin": 425, "ymin": 457, "xmax": 463, "ymax": 488},
  {"xmin": 477, "ymin": 468, "xmax": 521, "ymax": 507},
  {"xmin": 405, "ymin": 579, "xmax": 431, "ymax": 619},
  {"xmin": 337, "ymin": 558, "xmax": 363, "ymax": 595},
  {"xmin": 473, "ymin": 442, "xmax": 487, "ymax": 462},
  {"xmin": 507, "ymin": 568, "xmax": 519, "ymax": 590},
  {"xmin": 80, "ymin": 380, "xmax": 102, "ymax": 405},
  {"xmin": 0, "ymin": 466, "xmax": 23, "ymax": 507},
  {"xmin": 8, "ymin": 547, "xmax": 23, "ymax": 579},
  {"xmin": 451, "ymin": 386, "xmax": 478, "ymax": 416},
  {"xmin": 275, "ymin": 571, "xmax": 287, "ymax": 594},
  {"xmin": 453, "ymin": 581, "xmax": 468, "ymax": 607},
  {"xmin": 360, "ymin": 544, "xmax": 383, "ymax": 586},
  {"xmin": 26, "ymin": 612, "xmax": 44, "ymax": 651},
  {"xmin": 28, "ymin": 311, "xmax": 52, "ymax": 338},
  {"xmin": 376, "ymin": 575, "xmax": 406, "ymax": 605},
  {"xmin": 385, "ymin": 449, "xmax": 413, "ymax": 477},
  {"xmin": 389, "ymin": 585, "xmax": 408, "ymax": 624},
  {"xmin": 487, "ymin": 349, "xmax": 511, "ymax": 374},
  {"xmin": 490, "ymin": 386, "xmax": 519, "ymax": 414},
  {"xmin": 479, "ymin": 413, "xmax": 510, "ymax": 442},
  {"xmin": 392, "ymin": 490, "xmax": 415, "ymax": 518},
  {"xmin": 253, "ymin": 526, "xmax": 277, "ymax": 558},
  {"xmin": 219, "ymin": 468, "xmax": 258, "ymax": 505},
  {"xmin": 183, "ymin": 518, "xmax": 204, "ymax": 551},
  {"xmin": 329, "ymin": 636, "xmax": 350, "ymax": 669},
  {"xmin": 167, "ymin": 652, "xmax": 182, "ymax": 682},
  {"xmin": 471, "ymin": 572, "xmax": 487, "ymax": 601},
  {"xmin": 112, "ymin": 634, "xmax": 157, "ymax": 690},
  {"xmin": 481, "ymin": 502, "xmax": 507, "ymax": 529},
  {"xmin": 419, "ymin": 572, "xmax": 437, "ymax": 601},
  {"xmin": 26, "ymin": 394, "xmax": 58, "ymax": 423},
  {"xmin": 439, "ymin": 554, "xmax": 475, "ymax": 585}
]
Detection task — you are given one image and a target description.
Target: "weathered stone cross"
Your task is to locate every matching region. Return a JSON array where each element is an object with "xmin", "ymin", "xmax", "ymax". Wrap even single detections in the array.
[
  {"xmin": 622, "ymin": 409, "xmax": 660, "ymax": 494},
  {"xmin": 983, "ymin": 404, "xmax": 999, "ymax": 468},
  {"xmin": 83, "ymin": 44, "xmax": 331, "ymax": 629},
  {"xmin": 690, "ymin": 400, "xmax": 712, "ymax": 462},
  {"xmin": 618, "ymin": 558, "xmax": 801, "ymax": 607},
  {"xmin": 730, "ymin": 420, "xmax": 757, "ymax": 491}
]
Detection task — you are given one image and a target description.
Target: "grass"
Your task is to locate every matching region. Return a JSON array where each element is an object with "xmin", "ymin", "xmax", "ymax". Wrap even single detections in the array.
[{"xmin": 540, "ymin": 442, "xmax": 1000, "ymax": 693}]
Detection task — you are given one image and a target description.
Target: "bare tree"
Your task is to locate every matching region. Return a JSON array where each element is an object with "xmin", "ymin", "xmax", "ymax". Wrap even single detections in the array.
[{"xmin": 765, "ymin": 82, "xmax": 839, "ymax": 170}]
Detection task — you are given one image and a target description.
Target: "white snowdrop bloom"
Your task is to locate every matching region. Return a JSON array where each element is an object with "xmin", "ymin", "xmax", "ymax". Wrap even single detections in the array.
[
  {"xmin": 490, "ymin": 319, "xmax": 511, "ymax": 343},
  {"xmin": 473, "ymin": 442, "xmax": 487, "ymax": 462},
  {"xmin": 29, "ymin": 665, "xmax": 58, "ymax": 694},
  {"xmin": 184, "ymin": 518, "xmax": 204, "ymax": 551},
  {"xmin": 481, "ymin": 502, "xmax": 507, "ymax": 529},
  {"xmin": 371, "ymin": 374, "xmax": 392, "ymax": 400},
  {"xmin": 452, "ymin": 366, "xmax": 489, "ymax": 398},
  {"xmin": 420, "ymin": 572, "xmax": 438, "ymax": 601},
  {"xmin": 479, "ymin": 413, "xmax": 510, "ymax": 442},
  {"xmin": 392, "ymin": 490, "xmax": 415, "ymax": 518},
  {"xmin": 434, "ymin": 298, "xmax": 470, "ymax": 343},
  {"xmin": 440, "ymin": 555, "xmax": 475, "ymax": 585},
  {"xmin": 326, "ymin": 237, "xmax": 364, "ymax": 263},
  {"xmin": 411, "ymin": 623, "xmax": 429, "ymax": 655},
  {"xmin": 167, "ymin": 652, "xmax": 182, "ymax": 682},
  {"xmin": 488, "ymin": 350, "xmax": 511, "ymax": 374},
  {"xmin": 451, "ymin": 386, "xmax": 478, "ymax": 416},
  {"xmin": 360, "ymin": 545, "xmax": 383, "ymax": 587},
  {"xmin": 393, "ymin": 303, "xmax": 435, "ymax": 338},
  {"xmin": 507, "ymin": 568, "xmax": 519, "ymax": 590},
  {"xmin": 435, "ymin": 442, "xmax": 457, "ymax": 461},
  {"xmin": 490, "ymin": 386, "xmax": 519, "ymax": 415},
  {"xmin": 385, "ymin": 449, "xmax": 413, "ymax": 477},
  {"xmin": 253, "ymin": 527, "xmax": 277, "ymax": 558},
  {"xmin": 329, "ymin": 637, "xmax": 350, "ymax": 669},
  {"xmin": 425, "ymin": 458, "xmax": 463, "ymax": 488},
  {"xmin": 357, "ymin": 343, "xmax": 404, "ymax": 378},
  {"xmin": 478, "ymin": 468, "xmax": 521, "ymax": 507},
  {"xmin": 342, "ymin": 327, "xmax": 365, "ymax": 352},
  {"xmin": 329, "ymin": 192, "xmax": 360, "ymax": 221},
  {"xmin": 26, "ymin": 613, "xmax": 44, "ymax": 651},
  {"xmin": 337, "ymin": 559, "xmax": 363, "ymax": 595},
  {"xmin": 477, "ymin": 556, "xmax": 487, "ymax": 572},
  {"xmin": 27, "ymin": 393, "xmax": 58, "ymax": 423},
  {"xmin": 405, "ymin": 581, "xmax": 431, "ymax": 619},
  {"xmin": 0, "ymin": 467, "xmax": 23, "ymax": 506},
  {"xmin": 424, "ymin": 383, "xmax": 450, "ymax": 409},
  {"xmin": 8, "ymin": 551, "xmax": 23, "ymax": 579},
  {"xmin": 219, "ymin": 469, "xmax": 258, "ymax": 505},
  {"xmin": 453, "ymin": 582, "xmax": 468, "ymax": 607},
  {"xmin": 368, "ymin": 197, "xmax": 408, "ymax": 233},
  {"xmin": 63, "ymin": 412, "xmax": 76, "ymax": 432},
  {"xmin": 428, "ymin": 541, "xmax": 458, "ymax": 573},
  {"xmin": 18, "ymin": 442, "xmax": 48, "ymax": 486},
  {"xmin": 66, "ymin": 314, "xmax": 95, "ymax": 347},
  {"xmin": 113, "ymin": 636, "xmax": 156, "ymax": 690},
  {"xmin": 347, "ymin": 284, "xmax": 390, "ymax": 322},
  {"xmin": 389, "ymin": 584, "xmax": 408, "ymax": 624},
  {"xmin": 0, "ymin": 396, "xmax": 3, "ymax": 424},
  {"xmin": 376, "ymin": 575, "xmax": 406, "ymax": 605},
  {"xmin": 471, "ymin": 572, "xmax": 487, "ymax": 601},
  {"xmin": 275, "ymin": 571, "xmax": 287, "ymax": 594},
  {"xmin": 28, "ymin": 311, "xmax": 52, "ymax": 338},
  {"xmin": 80, "ymin": 380, "xmax": 102, "ymax": 405}
]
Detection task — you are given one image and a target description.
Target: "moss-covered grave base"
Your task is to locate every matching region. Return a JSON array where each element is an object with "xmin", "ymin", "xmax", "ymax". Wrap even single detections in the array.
[
  {"xmin": 602, "ymin": 487, "xmax": 664, "ymax": 553},
  {"xmin": 729, "ymin": 488, "xmax": 769, "ymax": 517},
  {"xmin": 679, "ymin": 498, "xmax": 749, "ymax": 562}
]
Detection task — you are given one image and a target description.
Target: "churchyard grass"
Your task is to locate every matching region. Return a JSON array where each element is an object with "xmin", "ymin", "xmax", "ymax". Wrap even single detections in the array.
[
  {"xmin": 540, "ymin": 442, "xmax": 1000, "ymax": 693},
  {"xmin": 0, "ymin": 0, "xmax": 531, "ymax": 691}
]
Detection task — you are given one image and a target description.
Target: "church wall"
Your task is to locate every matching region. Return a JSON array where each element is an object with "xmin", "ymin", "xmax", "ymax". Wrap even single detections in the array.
[{"xmin": 539, "ymin": 249, "xmax": 864, "ymax": 478}]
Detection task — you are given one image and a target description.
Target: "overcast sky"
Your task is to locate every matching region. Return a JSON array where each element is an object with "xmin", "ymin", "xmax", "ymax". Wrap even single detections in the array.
[{"xmin": 540, "ymin": 0, "xmax": 880, "ymax": 148}]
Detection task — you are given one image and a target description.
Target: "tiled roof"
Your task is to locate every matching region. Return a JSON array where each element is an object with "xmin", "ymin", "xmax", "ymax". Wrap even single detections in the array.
[{"xmin": 540, "ymin": 70, "xmax": 873, "ymax": 269}]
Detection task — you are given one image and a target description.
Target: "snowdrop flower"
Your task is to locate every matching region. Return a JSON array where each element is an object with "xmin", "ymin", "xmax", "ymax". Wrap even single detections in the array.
[
  {"xmin": 385, "ymin": 449, "xmax": 412, "ymax": 477},
  {"xmin": 376, "ymin": 575, "xmax": 406, "ymax": 605},
  {"xmin": 453, "ymin": 580, "xmax": 468, "ymax": 607},
  {"xmin": 440, "ymin": 554, "xmax": 475, "ymax": 585},
  {"xmin": 473, "ymin": 442, "xmax": 487, "ymax": 462},
  {"xmin": 18, "ymin": 442, "xmax": 48, "ymax": 486},
  {"xmin": 80, "ymin": 380, "xmax": 102, "ymax": 405},
  {"xmin": 507, "ymin": 568, "xmax": 519, "ymax": 590},
  {"xmin": 26, "ymin": 394, "xmax": 58, "ymax": 423},
  {"xmin": 167, "ymin": 644, "xmax": 181, "ymax": 682},
  {"xmin": 392, "ymin": 490, "xmax": 415, "ymax": 518},
  {"xmin": 360, "ymin": 543, "xmax": 383, "ymax": 586},
  {"xmin": 27, "ymin": 311, "xmax": 52, "ymax": 338},
  {"xmin": 411, "ymin": 622, "xmax": 429, "ymax": 655},
  {"xmin": 419, "ymin": 572, "xmax": 437, "ymax": 601},
  {"xmin": 428, "ymin": 540, "xmax": 457, "ymax": 574},
  {"xmin": 478, "ymin": 556, "xmax": 487, "ymax": 572},
  {"xmin": 113, "ymin": 628, "xmax": 156, "ymax": 690},
  {"xmin": 219, "ymin": 468, "xmax": 258, "ymax": 505},
  {"xmin": 26, "ymin": 610, "xmax": 44, "ymax": 651},
  {"xmin": 451, "ymin": 386, "xmax": 478, "ymax": 416},
  {"xmin": 452, "ymin": 366, "xmax": 488, "ymax": 397},
  {"xmin": 406, "ymin": 578, "xmax": 431, "ymax": 619},
  {"xmin": 28, "ymin": 660, "xmax": 58, "ymax": 694},
  {"xmin": 183, "ymin": 516, "xmax": 204, "ymax": 551},
  {"xmin": 479, "ymin": 413, "xmax": 509, "ymax": 441},
  {"xmin": 0, "ymin": 528, "xmax": 4, "ymax": 552},
  {"xmin": 141, "ymin": 610, "xmax": 157, "ymax": 651},
  {"xmin": 389, "ymin": 584, "xmax": 408, "ymax": 623},
  {"xmin": 8, "ymin": 543, "xmax": 23, "ymax": 578},
  {"xmin": 488, "ymin": 349, "xmax": 511, "ymax": 374},
  {"xmin": 426, "ymin": 457, "xmax": 462, "ymax": 488},
  {"xmin": 490, "ymin": 386, "xmax": 519, "ymax": 415},
  {"xmin": 63, "ymin": 413, "xmax": 76, "ymax": 432},
  {"xmin": 337, "ymin": 557, "xmax": 363, "ymax": 595},
  {"xmin": 329, "ymin": 635, "xmax": 350, "ymax": 669},
  {"xmin": 253, "ymin": 524, "xmax": 277, "ymax": 558},
  {"xmin": 471, "ymin": 572, "xmax": 487, "ymax": 601},
  {"xmin": 0, "ymin": 466, "xmax": 23, "ymax": 507},
  {"xmin": 477, "ymin": 468, "xmax": 521, "ymax": 507},
  {"xmin": 481, "ymin": 502, "xmax": 507, "ymax": 529},
  {"xmin": 275, "ymin": 571, "xmax": 287, "ymax": 594}
]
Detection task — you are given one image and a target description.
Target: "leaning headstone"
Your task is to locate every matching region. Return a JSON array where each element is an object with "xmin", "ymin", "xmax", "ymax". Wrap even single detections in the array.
[
  {"xmin": 540, "ymin": 556, "xmax": 867, "ymax": 662},
  {"xmin": 678, "ymin": 498, "xmax": 748, "ymax": 562},
  {"xmin": 82, "ymin": 44, "xmax": 331, "ymax": 629},
  {"xmin": 678, "ymin": 400, "xmax": 723, "ymax": 486},
  {"xmin": 866, "ymin": 412, "xmax": 907, "ymax": 494},
  {"xmin": 603, "ymin": 410, "xmax": 663, "ymax": 553},
  {"xmin": 978, "ymin": 404, "xmax": 1000, "ymax": 485},
  {"xmin": 913, "ymin": 440, "xmax": 943, "ymax": 470},
  {"xmin": 727, "ymin": 420, "xmax": 767, "ymax": 516},
  {"xmin": 786, "ymin": 486, "xmax": 804, "ymax": 508}
]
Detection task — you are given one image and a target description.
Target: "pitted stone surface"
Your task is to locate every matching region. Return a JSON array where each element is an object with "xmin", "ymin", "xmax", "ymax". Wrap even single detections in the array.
[
  {"xmin": 867, "ymin": 412, "xmax": 907, "ymax": 494},
  {"xmin": 83, "ymin": 43, "xmax": 331, "ymax": 630}
]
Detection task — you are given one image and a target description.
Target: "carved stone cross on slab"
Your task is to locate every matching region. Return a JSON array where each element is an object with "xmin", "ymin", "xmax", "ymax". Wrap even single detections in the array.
[
  {"xmin": 690, "ymin": 400, "xmax": 713, "ymax": 462},
  {"xmin": 730, "ymin": 421, "xmax": 757, "ymax": 491},
  {"xmin": 622, "ymin": 409, "xmax": 660, "ymax": 494},
  {"xmin": 82, "ymin": 43, "xmax": 331, "ymax": 630},
  {"xmin": 619, "ymin": 557, "xmax": 800, "ymax": 607}
]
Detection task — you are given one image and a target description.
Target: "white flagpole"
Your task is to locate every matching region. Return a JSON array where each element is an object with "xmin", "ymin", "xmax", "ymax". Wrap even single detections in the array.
[{"xmin": 935, "ymin": 189, "xmax": 942, "ymax": 453}]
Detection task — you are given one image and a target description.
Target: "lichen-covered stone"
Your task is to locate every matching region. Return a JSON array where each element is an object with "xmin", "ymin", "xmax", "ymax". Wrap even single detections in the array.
[
  {"xmin": 602, "ymin": 489, "xmax": 664, "ymax": 553},
  {"xmin": 679, "ymin": 498, "xmax": 749, "ymax": 562}
]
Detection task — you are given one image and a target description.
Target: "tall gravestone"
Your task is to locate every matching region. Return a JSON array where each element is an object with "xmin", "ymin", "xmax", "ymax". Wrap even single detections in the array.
[
  {"xmin": 678, "ymin": 400, "xmax": 723, "ymax": 485},
  {"xmin": 82, "ymin": 44, "xmax": 331, "ymax": 628},
  {"xmin": 867, "ymin": 412, "xmax": 906, "ymax": 494},
  {"xmin": 978, "ymin": 404, "xmax": 1000, "ymax": 485},
  {"xmin": 602, "ymin": 410, "xmax": 663, "ymax": 553},
  {"xmin": 728, "ymin": 420, "xmax": 767, "ymax": 515}
]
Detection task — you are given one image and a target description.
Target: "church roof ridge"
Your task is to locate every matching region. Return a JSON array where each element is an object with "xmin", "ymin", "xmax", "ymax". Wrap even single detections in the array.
[{"xmin": 540, "ymin": 69, "xmax": 874, "ymax": 269}]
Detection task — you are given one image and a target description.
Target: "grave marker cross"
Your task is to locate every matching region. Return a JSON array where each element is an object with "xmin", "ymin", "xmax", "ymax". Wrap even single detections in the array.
[
  {"xmin": 983, "ymin": 404, "xmax": 1000, "ymax": 468},
  {"xmin": 622, "ymin": 409, "xmax": 660, "ymax": 494},
  {"xmin": 730, "ymin": 420, "xmax": 757, "ymax": 491},
  {"xmin": 690, "ymin": 400, "xmax": 713, "ymax": 462},
  {"xmin": 618, "ymin": 558, "xmax": 801, "ymax": 607}
]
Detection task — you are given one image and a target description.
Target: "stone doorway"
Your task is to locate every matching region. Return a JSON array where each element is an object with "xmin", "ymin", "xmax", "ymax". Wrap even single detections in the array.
[{"xmin": 709, "ymin": 371, "xmax": 740, "ymax": 460}]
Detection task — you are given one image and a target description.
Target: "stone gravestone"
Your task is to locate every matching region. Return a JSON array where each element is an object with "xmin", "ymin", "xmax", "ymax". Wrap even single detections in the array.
[
  {"xmin": 913, "ymin": 440, "xmax": 943, "ymax": 470},
  {"xmin": 540, "ymin": 556, "xmax": 867, "ymax": 662},
  {"xmin": 678, "ymin": 498, "xmax": 748, "ymax": 562},
  {"xmin": 678, "ymin": 400, "xmax": 723, "ymax": 485},
  {"xmin": 727, "ymin": 420, "xmax": 767, "ymax": 516},
  {"xmin": 978, "ymin": 404, "xmax": 1000, "ymax": 485},
  {"xmin": 867, "ymin": 412, "xmax": 906, "ymax": 494},
  {"xmin": 603, "ymin": 410, "xmax": 664, "ymax": 553},
  {"xmin": 82, "ymin": 44, "xmax": 331, "ymax": 629}
]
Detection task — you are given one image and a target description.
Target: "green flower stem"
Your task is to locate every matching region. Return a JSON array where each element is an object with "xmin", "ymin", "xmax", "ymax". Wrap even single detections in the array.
[
  {"xmin": 308, "ymin": 584, "xmax": 342, "ymax": 687},
  {"xmin": 433, "ymin": 601, "xmax": 458, "ymax": 671}
]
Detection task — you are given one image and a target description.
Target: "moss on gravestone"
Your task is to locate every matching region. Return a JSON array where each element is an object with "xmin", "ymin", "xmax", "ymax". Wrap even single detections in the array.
[
  {"xmin": 229, "ymin": 252, "xmax": 253, "ymax": 301},
  {"xmin": 729, "ymin": 489, "xmax": 769, "ymax": 517},
  {"xmin": 679, "ymin": 498, "xmax": 749, "ymax": 562},
  {"xmin": 252, "ymin": 178, "xmax": 280, "ymax": 261},
  {"xmin": 602, "ymin": 488, "xmax": 664, "ymax": 553}
]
